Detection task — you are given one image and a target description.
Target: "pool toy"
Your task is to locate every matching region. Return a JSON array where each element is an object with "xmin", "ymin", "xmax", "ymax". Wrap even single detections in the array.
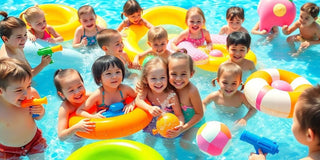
[
  {"xmin": 271, "ymin": 80, "xmax": 293, "ymax": 91},
  {"xmin": 101, "ymin": 102, "xmax": 125, "ymax": 117},
  {"xmin": 240, "ymin": 130, "xmax": 279, "ymax": 155},
  {"xmin": 152, "ymin": 113, "xmax": 180, "ymax": 138},
  {"xmin": 67, "ymin": 139, "xmax": 164, "ymax": 160},
  {"xmin": 244, "ymin": 69, "xmax": 312, "ymax": 118},
  {"xmin": 21, "ymin": 97, "xmax": 47, "ymax": 118},
  {"xmin": 258, "ymin": 0, "xmax": 296, "ymax": 32},
  {"xmin": 196, "ymin": 44, "xmax": 257, "ymax": 72},
  {"xmin": 37, "ymin": 45, "xmax": 63, "ymax": 64},
  {"xmin": 123, "ymin": 6, "xmax": 187, "ymax": 62},
  {"xmin": 68, "ymin": 98, "xmax": 153, "ymax": 140},
  {"xmin": 20, "ymin": 4, "xmax": 107, "ymax": 41},
  {"xmin": 196, "ymin": 121, "xmax": 232, "ymax": 156}
]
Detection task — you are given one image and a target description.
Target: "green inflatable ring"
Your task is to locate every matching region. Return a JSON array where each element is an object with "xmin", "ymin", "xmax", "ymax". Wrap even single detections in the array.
[
  {"xmin": 67, "ymin": 139, "xmax": 164, "ymax": 160},
  {"xmin": 142, "ymin": 55, "xmax": 155, "ymax": 66}
]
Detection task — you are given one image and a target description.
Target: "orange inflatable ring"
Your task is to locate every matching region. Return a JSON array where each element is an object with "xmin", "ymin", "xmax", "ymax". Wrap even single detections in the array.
[{"xmin": 69, "ymin": 98, "xmax": 152, "ymax": 140}]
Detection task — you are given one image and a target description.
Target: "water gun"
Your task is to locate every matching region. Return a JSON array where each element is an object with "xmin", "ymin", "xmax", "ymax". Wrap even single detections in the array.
[
  {"xmin": 37, "ymin": 45, "xmax": 63, "ymax": 63},
  {"xmin": 21, "ymin": 97, "xmax": 47, "ymax": 118},
  {"xmin": 240, "ymin": 130, "xmax": 279, "ymax": 155}
]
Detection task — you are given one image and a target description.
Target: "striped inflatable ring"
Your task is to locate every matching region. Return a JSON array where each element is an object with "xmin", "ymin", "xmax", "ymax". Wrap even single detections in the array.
[{"xmin": 244, "ymin": 69, "xmax": 312, "ymax": 118}]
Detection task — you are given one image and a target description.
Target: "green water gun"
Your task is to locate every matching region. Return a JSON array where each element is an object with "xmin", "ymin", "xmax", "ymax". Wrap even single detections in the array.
[{"xmin": 37, "ymin": 45, "xmax": 63, "ymax": 63}]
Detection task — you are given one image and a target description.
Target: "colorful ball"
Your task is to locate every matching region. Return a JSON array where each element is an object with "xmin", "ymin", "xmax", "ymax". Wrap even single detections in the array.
[
  {"xmin": 271, "ymin": 80, "xmax": 293, "ymax": 91},
  {"xmin": 196, "ymin": 121, "xmax": 232, "ymax": 156},
  {"xmin": 152, "ymin": 113, "xmax": 180, "ymax": 138}
]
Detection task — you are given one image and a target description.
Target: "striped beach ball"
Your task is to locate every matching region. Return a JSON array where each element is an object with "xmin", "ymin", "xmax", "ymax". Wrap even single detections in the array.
[{"xmin": 196, "ymin": 121, "xmax": 232, "ymax": 156}]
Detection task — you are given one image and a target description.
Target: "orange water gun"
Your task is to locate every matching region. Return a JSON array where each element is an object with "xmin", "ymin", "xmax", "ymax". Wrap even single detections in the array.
[{"xmin": 21, "ymin": 97, "xmax": 47, "ymax": 118}]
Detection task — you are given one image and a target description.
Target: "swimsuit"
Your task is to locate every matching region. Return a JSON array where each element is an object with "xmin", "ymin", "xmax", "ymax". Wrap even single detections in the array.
[
  {"xmin": 30, "ymin": 28, "xmax": 52, "ymax": 41},
  {"xmin": 98, "ymin": 89, "xmax": 125, "ymax": 117},
  {"xmin": 0, "ymin": 128, "xmax": 47, "ymax": 159},
  {"xmin": 185, "ymin": 29, "xmax": 205, "ymax": 47},
  {"xmin": 81, "ymin": 26, "xmax": 98, "ymax": 46},
  {"xmin": 181, "ymin": 105, "xmax": 206, "ymax": 128}
]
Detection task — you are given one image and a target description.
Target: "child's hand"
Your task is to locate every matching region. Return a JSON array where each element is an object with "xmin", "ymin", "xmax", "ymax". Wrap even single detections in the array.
[
  {"xmin": 132, "ymin": 60, "xmax": 141, "ymax": 70},
  {"xmin": 249, "ymin": 149, "xmax": 267, "ymax": 160},
  {"xmin": 41, "ymin": 55, "xmax": 52, "ymax": 66},
  {"xmin": 300, "ymin": 41, "xmax": 310, "ymax": 49},
  {"xmin": 235, "ymin": 118, "xmax": 247, "ymax": 127},
  {"xmin": 28, "ymin": 34, "xmax": 37, "ymax": 42},
  {"xmin": 94, "ymin": 109, "xmax": 107, "ymax": 118},
  {"xmin": 47, "ymin": 38, "xmax": 56, "ymax": 43},
  {"xmin": 29, "ymin": 105, "xmax": 45, "ymax": 117},
  {"xmin": 80, "ymin": 37, "xmax": 88, "ymax": 46},
  {"xmin": 123, "ymin": 103, "xmax": 135, "ymax": 114},
  {"xmin": 166, "ymin": 125, "xmax": 182, "ymax": 138},
  {"xmin": 75, "ymin": 118, "xmax": 95, "ymax": 133},
  {"xmin": 281, "ymin": 25, "xmax": 288, "ymax": 34},
  {"xmin": 148, "ymin": 106, "xmax": 162, "ymax": 117}
]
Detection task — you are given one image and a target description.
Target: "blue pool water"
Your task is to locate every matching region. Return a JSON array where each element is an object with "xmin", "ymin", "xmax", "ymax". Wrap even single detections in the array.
[{"xmin": 2, "ymin": 0, "xmax": 320, "ymax": 159}]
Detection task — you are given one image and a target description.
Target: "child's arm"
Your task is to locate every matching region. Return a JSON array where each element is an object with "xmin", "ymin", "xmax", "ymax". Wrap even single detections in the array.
[
  {"xmin": 251, "ymin": 22, "xmax": 268, "ymax": 35},
  {"xmin": 121, "ymin": 84, "xmax": 137, "ymax": 113},
  {"xmin": 46, "ymin": 25, "xmax": 64, "ymax": 43},
  {"xmin": 282, "ymin": 21, "xmax": 300, "ymax": 35},
  {"xmin": 202, "ymin": 91, "xmax": 218, "ymax": 112},
  {"xmin": 31, "ymin": 56, "xmax": 52, "ymax": 77},
  {"xmin": 27, "ymin": 29, "xmax": 37, "ymax": 42},
  {"xmin": 141, "ymin": 18, "xmax": 153, "ymax": 29},
  {"xmin": 117, "ymin": 20, "xmax": 127, "ymax": 32},
  {"xmin": 171, "ymin": 30, "xmax": 188, "ymax": 51},
  {"xmin": 72, "ymin": 27, "xmax": 87, "ymax": 48},
  {"xmin": 76, "ymin": 91, "xmax": 105, "ymax": 118},
  {"xmin": 203, "ymin": 29, "xmax": 213, "ymax": 50},
  {"xmin": 135, "ymin": 89, "xmax": 162, "ymax": 117},
  {"xmin": 219, "ymin": 26, "xmax": 228, "ymax": 35},
  {"xmin": 132, "ymin": 49, "xmax": 152, "ymax": 68},
  {"xmin": 235, "ymin": 93, "xmax": 257, "ymax": 126},
  {"xmin": 166, "ymin": 92, "xmax": 185, "ymax": 138}
]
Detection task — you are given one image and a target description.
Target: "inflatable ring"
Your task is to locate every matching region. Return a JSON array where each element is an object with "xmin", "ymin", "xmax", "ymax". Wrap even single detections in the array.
[
  {"xmin": 196, "ymin": 44, "xmax": 257, "ymax": 72},
  {"xmin": 123, "ymin": 6, "xmax": 187, "ymax": 62},
  {"xmin": 67, "ymin": 139, "xmax": 164, "ymax": 160},
  {"xmin": 244, "ymin": 69, "xmax": 312, "ymax": 118},
  {"xmin": 69, "ymin": 99, "xmax": 153, "ymax": 139},
  {"xmin": 20, "ymin": 4, "xmax": 107, "ymax": 41}
]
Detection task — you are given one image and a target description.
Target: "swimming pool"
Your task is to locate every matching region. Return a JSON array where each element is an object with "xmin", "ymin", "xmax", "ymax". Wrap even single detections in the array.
[{"xmin": 2, "ymin": 0, "xmax": 320, "ymax": 159}]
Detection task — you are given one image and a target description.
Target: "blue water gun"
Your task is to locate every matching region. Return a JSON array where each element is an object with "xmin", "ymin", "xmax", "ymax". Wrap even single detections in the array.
[{"xmin": 240, "ymin": 130, "xmax": 279, "ymax": 155}]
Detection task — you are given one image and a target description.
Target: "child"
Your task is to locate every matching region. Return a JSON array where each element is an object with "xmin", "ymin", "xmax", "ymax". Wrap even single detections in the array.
[
  {"xmin": 249, "ymin": 85, "xmax": 320, "ymax": 160},
  {"xmin": 53, "ymin": 69, "xmax": 95, "ymax": 152},
  {"xmin": 132, "ymin": 26, "xmax": 171, "ymax": 68},
  {"xmin": 219, "ymin": 6, "xmax": 248, "ymax": 35},
  {"xmin": 96, "ymin": 29, "xmax": 133, "ymax": 69},
  {"xmin": 0, "ymin": 11, "xmax": 51, "ymax": 77},
  {"xmin": 282, "ymin": 2, "xmax": 320, "ymax": 57},
  {"xmin": 117, "ymin": 0, "xmax": 153, "ymax": 32},
  {"xmin": 76, "ymin": 55, "xmax": 136, "ymax": 118},
  {"xmin": 202, "ymin": 62, "xmax": 256, "ymax": 126},
  {"xmin": 171, "ymin": 7, "xmax": 212, "ymax": 51},
  {"xmin": 22, "ymin": 6, "xmax": 64, "ymax": 43},
  {"xmin": 0, "ymin": 58, "xmax": 46, "ymax": 159},
  {"xmin": 72, "ymin": 5, "xmax": 104, "ymax": 48},
  {"xmin": 251, "ymin": 22, "xmax": 279, "ymax": 42},
  {"xmin": 226, "ymin": 31, "xmax": 256, "ymax": 72}
]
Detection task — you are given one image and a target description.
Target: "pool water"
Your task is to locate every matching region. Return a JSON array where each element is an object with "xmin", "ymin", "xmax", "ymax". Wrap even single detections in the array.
[{"xmin": 2, "ymin": 0, "xmax": 320, "ymax": 159}]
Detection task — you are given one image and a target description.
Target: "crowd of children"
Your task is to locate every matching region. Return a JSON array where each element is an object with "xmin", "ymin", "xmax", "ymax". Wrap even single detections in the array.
[{"xmin": 0, "ymin": 0, "xmax": 320, "ymax": 159}]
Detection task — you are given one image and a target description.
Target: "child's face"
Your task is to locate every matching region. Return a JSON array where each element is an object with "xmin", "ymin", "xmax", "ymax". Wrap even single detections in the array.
[
  {"xmin": 79, "ymin": 13, "xmax": 97, "ymax": 30},
  {"xmin": 59, "ymin": 73, "xmax": 86, "ymax": 104},
  {"xmin": 299, "ymin": 11, "xmax": 315, "ymax": 26},
  {"xmin": 168, "ymin": 58, "xmax": 192, "ymax": 90},
  {"xmin": 126, "ymin": 12, "xmax": 142, "ymax": 24},
  {"xmin": 291, "ymin": 100, "xmax": 308, "ymax": 145},
  {"xmin": 228, "ymin": 44, "xmax": 248, "ymax": 64},
  {"xmin": 146, "ymin": 64, "xmax": 168, "ymax": 94},
  {"xmin": 149, "ymin": 38, "xmax": 168, "ymax": 55},
  {"xmin": 217, "ymin": 71, "xmax": 241, "ymax": 96},
  {"xmin": 28, "ymin": 14, "xmax": 47, "ymax": 32},
  {"xmin": 104, "ymin": 34, "xmax": 124, "ymax": 55},
  {"xmin": 4, "ymin": 27, "xmax": 27, "ymax": 49},
  {"xmin": 187, "ymin": 13, "xmax": 204, "ymax": 32},
  {"xmin": 0, "ymin": 78, "xmax": 32, "ymax": 107},
  {"xmin": 100, "ymin": 65, "xmax": 123, "ymax": 89},
  {"xmin": 227, "ymin": 17, "xmax": 243, "ymax": 31}
]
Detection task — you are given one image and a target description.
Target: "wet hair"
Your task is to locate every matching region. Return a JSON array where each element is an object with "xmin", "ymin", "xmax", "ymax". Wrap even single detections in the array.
[
  {"xmin": 53, "ymin": 69, "xmax": 84, "ymax": 100},
  {"xmin": 212, "ymin": 62, "xmax": 243, "ymax": 90},
  {"xmin": 168, "ymin": 51, "xmax": 194, "ymax": 74},
  {"xmin": 301, "ymin": 2, "xmax": 319, "ymax": 18},
  {"xmin": 185, "ymin": 7, "xmax": 206, "ymax": 23},
  {"xmin": 226, "ymin": 31, "xmax": 251, "ymax": 49},
  {"xmin": 226, "ymin": 6, "xmax": 244, "ymax": 20},
  {"xmin": 121, "ymin": 0, "xmax": 143, "ymax": 19},
  {"xmin": 97, "ymin": 29, "xmax": 121, "ymax": 48},
  {"xmin": 147, "ymin": 26, "xmax": 168, "ymax": 43},
  {"xmin": 0, "ymin": 11, "xmax": 26, "ymax": 41},
  {"xmin": 92, "ymin": 55, "xmax": 125, "ymax": 85},
  {"xmin": 77, "ymin": 5, "xmax": 96, "ymax": 19},
  {"xmin": 0, "ymin": 58, "xmax": 32, "ymax": 90},
  {"xmin": 21, "ymin": 6, "xmax": 44, "ymax": 23},
  {"xmin": 295, "ymin": 85, "xmax": 320, "ymax": 142}
]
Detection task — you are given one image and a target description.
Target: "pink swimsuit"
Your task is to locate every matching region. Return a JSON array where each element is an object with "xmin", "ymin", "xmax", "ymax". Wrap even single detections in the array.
[
  {"xmin": 31, "ymin": 28, "xmax": 52, "ymax": 41},
  {"xmin": 185, "ymin": 29, "xmax": 205, "ymax": 47}
]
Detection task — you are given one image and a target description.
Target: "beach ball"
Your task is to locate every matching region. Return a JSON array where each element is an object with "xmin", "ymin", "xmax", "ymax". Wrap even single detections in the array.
[
  {"xmin": 196, "ymin": 121, "xmax": 232, "ymax": 156},
  {"xmin": 271, "ymin": 80, "xmax": 293, "ymax": 91},
  {"xmin": 152, "ymin": 113, "xmax": 180, "ymax": 138}
]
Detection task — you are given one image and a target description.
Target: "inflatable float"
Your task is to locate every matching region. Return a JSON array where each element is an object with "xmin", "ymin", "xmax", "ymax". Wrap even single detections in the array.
[
  {"xmin": 244, "ymin": 69, "xmax": 312, "ymax": 118},
  {"xmin": 67, "ymin": 139, "xmax": 164, "ymax": 160},
  {"xmin": 20, "ymin": 4, "xmax": 107, "ymax": 41}
]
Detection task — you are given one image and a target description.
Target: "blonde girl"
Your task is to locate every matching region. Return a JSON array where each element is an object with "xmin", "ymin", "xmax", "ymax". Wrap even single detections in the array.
[
  {"xmin": 202, "ymin": 62, "xmax": 256, "ymax": 126},
  {"xmin": 22, "ymin": 6, "xmax": 64, "ymax": 43},
  {"xmin": 171, "ymin": 7, "xmax": 212, "ymax": 51},
  {"xmin": 73, "ymin": 5, "xmax": 104, "ymax": 48},
  {"xmin": 117, "ymin": 0, "xmax": 153, "ymax": 32}
]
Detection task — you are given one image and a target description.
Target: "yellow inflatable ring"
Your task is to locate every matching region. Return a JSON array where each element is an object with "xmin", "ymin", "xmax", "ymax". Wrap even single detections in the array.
[
  {"xmin": 123, "ymin": 6, "xmax": 187, "ymax": 62},
  {"xmin": 196, "ymin": 44, "xmax": 257, "ymax": 72},
  {"xmin": 244, "ymin": 69, "xmax": 312, "ymax": 118},
  {"xmin": 20, "ymin": 4, "xmax": 107, "ymax": 41},
  {"xmin": 67, "ymin": 139, "xmax": 164, "ymax": 160}
]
